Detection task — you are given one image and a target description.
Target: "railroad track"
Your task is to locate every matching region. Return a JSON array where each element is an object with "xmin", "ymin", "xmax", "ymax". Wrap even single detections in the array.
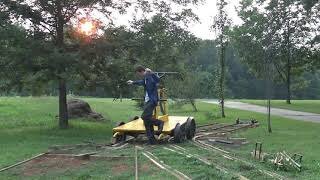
[
  {"xmin": 197, "ymin": 122, "xmax": 257, "ymax": 133},
  {"xmin": 195, "ymin": 122, "xmax": 259, "ymax": 142},
  {"xmin": 191, "ymin": 140, "xmax": 287, "ymax": 180},
  {"xmin": 142, "ymin": 150, "xmax": 192, "ymax": 180},
  {"xmin": 162, "ymin": 145, "xmax": 250, "ymax": 180},
  {"xmin": 192, "ymin": 122, "xmax": 288, "ymax": 180}
]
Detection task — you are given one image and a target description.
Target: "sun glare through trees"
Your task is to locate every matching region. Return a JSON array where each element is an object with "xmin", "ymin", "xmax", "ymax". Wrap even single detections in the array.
[{"xmin": 78, "ymin": 18, "xmax": 98, "ymax": 36}]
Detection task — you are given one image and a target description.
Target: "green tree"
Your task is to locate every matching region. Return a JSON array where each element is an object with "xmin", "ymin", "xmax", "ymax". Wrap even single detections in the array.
[
  {"xmin": 266, "ymin": 0, "xmax": 313, "ymax": 104},
  {"xmin": 212, "ymin": 0, "xmax": 231, "ymax": 118},
  {"xmin": 0, "ymin": 10, "xmax": 39, "ymax": 94},
  {"xmin": 308, "ymin": 1, "xmax": 320, "ymax": 69},
  {"xmin": 1, "ymin": 0, "xmax": 104, "ymax": 128},
  {"xmin": 1, "ymin": 0, "xmax": 201, "ymax": 128},
  {"xmin": 167, "ymin": 73, "xmax": 201, "ymax": 112},
  {"xmin": 130, "ymin": 14, "xmax": 199, "ymax": 71},
  {"xmin": 232, "ymin": 0, "xmax": 318, "ymax": 104}
]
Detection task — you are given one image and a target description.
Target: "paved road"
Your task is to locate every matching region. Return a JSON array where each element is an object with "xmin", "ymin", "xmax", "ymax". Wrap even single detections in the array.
[{"xmin": 201, "ymin": 100, "xmax": 320, "ymax": 123}]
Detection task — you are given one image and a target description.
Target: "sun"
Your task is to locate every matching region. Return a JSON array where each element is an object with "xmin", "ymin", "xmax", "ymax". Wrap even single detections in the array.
[{"xmin": 79, "ymin": 20, "xmax": 95, "ymax": 35}]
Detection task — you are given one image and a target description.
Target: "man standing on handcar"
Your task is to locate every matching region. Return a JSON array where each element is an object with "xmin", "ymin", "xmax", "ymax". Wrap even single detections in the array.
[{"xmin": 127, "ymin": 65, "xmax": 164, "ymax": 145}]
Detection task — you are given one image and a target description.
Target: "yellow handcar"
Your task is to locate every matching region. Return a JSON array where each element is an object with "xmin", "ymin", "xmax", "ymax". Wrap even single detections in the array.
[{"xmin": 112, "ymin": 84, "xmax": 196, "ymax": 144}]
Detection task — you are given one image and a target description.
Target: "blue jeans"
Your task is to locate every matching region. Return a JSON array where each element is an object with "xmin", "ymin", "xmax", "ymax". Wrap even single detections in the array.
[{"xmin": 141, "ymin": 101, "xmax": 162, "ymax": 143}]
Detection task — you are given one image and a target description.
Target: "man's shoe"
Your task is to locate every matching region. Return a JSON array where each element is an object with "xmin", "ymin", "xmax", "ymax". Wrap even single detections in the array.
[{"xmin": 147, "ymin": 140, "xmax": 157, "ymax": 145}]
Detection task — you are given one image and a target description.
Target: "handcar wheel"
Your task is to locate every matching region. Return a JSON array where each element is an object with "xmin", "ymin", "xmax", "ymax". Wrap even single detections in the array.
[
  {"xmin": 113, "ymin": 134, "xmax": 126, "ymax": 144},
  {"xmin": 173, "ymin": 123, "xmax": 186, "ymax": 143},
  {"xmin": 132, "ymin": 116, "xmax": 140, "ymax": 120},
  {"xmin": 112, "ymin": 122, "xmax": 127, "ymax": 144},
  {"xmin": 185, "ymin": 118, "xmax": 196, "ymax": 140}
]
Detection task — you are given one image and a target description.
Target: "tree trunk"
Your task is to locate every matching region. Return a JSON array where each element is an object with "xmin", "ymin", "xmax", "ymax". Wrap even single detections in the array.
[
  {"xmin": 286, "ymin": 66, "xmax": 291, "ymax": 104},
  {"xmin": 59, "ymin": 79, "xmax": 68, "ymax": 128},
  {"xmin": 219, "ymin": 41, "xmax": 226, "ymax": 118},
  {"xmin": 286, "ymin": 47, "xmax": 292, "ymax": 104},
  {"xmin": 266, "ymin": 58, "xmax": 272, "ymax": 133},
  {"xmin": 286, "ymin": 22, "xmax": 292, "ymax": 105},
  {"xmin": 56, "ymin": 0, "xmax": 68, "ymax": 128}
]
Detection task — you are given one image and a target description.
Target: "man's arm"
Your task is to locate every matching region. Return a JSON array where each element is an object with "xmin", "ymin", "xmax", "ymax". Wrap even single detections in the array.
[
  {"xmin": 133, "ymin": 80, "xmax": 144, "ymax": 86},
  {"xmin": 127, "ymin": 80, "xmax": 144, "ymax": 86}
]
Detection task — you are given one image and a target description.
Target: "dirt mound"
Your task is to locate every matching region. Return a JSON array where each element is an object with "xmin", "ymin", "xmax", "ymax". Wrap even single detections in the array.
[{"xmin": 67, "ymin": 99, "xmax": 104, "ymax": 121}]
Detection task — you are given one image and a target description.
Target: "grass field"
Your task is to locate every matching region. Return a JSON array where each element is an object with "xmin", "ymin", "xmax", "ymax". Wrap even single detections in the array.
[
  {"xmin": 240, "ymin": 100, "xmax": 320, "ymax": 114},
  {"xmin": 0, "ymin": 97, "xmax": 320, "ymax": 179}
]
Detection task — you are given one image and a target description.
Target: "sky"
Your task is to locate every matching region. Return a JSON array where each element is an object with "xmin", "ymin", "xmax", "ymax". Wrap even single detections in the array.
[
  {"xmin": 187, "ymin": 0, "xmax": 242, "ymax": 39},
  {"xmin": 22, "ymin": 0, "xmax": 243, "ymax": 40},
  {"xmin": 107, "ymin": 0, "xmax": 243, "ymax": 40}
]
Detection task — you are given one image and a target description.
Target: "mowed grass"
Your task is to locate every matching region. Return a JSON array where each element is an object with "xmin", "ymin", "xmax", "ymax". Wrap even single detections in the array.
[
  {"xmin": 0, "ymin": 97, "xmax": 141, "ymax": 169},
  {"xmin": 0, "ymin": 97, "xmax": 320, "ymax": 179},
  {"xmin": 240, "ymin": 99, "xmax": 320, "ymax": 114}
]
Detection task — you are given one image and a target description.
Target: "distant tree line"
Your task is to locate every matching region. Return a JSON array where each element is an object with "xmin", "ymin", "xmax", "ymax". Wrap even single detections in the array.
[
  {"xmin": 2, "ymin": 33, "xmax": 319, "ymax": 100},
  {"xmin": 188, "ymin": 40, "xmax": 320, "ymax": 100}
]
